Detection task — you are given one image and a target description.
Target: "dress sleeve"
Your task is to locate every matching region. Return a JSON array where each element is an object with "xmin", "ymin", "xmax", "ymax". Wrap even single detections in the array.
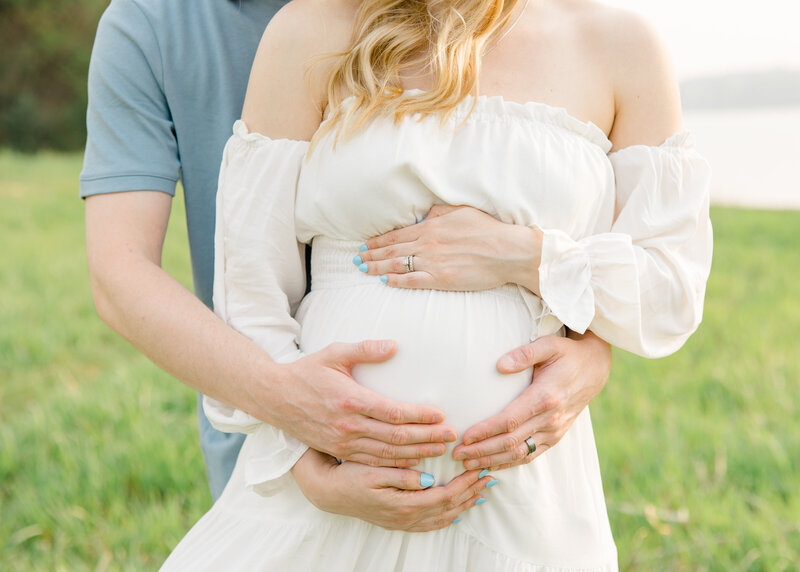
[
  {"xmin": 537, "ymin": 133, "xmax": 713, "ymax": 358},
  {"xmin": 203, "ymin": 120, "xmax": 310, "ymax": 495}
]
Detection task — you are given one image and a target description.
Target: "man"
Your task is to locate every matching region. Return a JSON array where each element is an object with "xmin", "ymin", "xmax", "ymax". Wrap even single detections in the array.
[{"xmin": 82, "ymin": 0, "xmax": 610, "ymax": 527}]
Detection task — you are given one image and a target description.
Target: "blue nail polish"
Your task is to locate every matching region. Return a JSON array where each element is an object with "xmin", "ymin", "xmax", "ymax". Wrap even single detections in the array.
[
  {"xmin": 478, "ymin": 469, "xmax": 489, "ymax": 479},
  {"xmin": 452, "ymin": 517, "xmax": 462, "ymax": 524},
  {"xmin": 380, "ymin": 275, "xmax": 388, "ymax": 284},
  {"xmin": 420, "ymin": 473, "xmax": 435, "ymax": 488},
  {"xmin": 486, "ymin": 479, "xmax": 498, "ymax": 488},
  {"xmin": 358, "ymin": 263, "xmax": 369, "ymax": 273},
  {"xmin": 475, "ymin": 498, "xmax": 487, "ymax": 506},
  {"xmin": 359, "ymin": 244, "xmax": 368, "ymax": 252},
  {"xmin": 352, "ymin": 255, "xmax": 362, "ymax": 266}
]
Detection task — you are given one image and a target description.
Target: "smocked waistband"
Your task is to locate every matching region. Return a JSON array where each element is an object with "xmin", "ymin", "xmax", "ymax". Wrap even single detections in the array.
[{"xmin": 308, "ymin": 236, "xmax": 564, "ymax": 339}]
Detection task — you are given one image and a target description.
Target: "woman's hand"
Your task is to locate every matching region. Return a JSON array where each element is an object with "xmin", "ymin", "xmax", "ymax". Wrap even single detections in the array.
[
  {"xmin": 292, "ymin": 449, "xmax": 495, "ymax": 532},
  {"xmin": 452, "ymin": 331, "xmax": 611, "ymax": 470},
  {"xmin": 357, "ymin": 205, "xmax": 543, "ymax": 295}
]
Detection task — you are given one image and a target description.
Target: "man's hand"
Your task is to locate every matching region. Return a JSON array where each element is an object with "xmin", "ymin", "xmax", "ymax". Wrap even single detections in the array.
[
  {"xmin": 266, "ymin": 340, "xmax": 458, "ymax": 467},
  {"xmin": 291, "ymin": 449, "xmax": 493, "ymax": 532},
  {"xmin": 452, "ymin": 331, "xmax": 611, "ymax": 470}
]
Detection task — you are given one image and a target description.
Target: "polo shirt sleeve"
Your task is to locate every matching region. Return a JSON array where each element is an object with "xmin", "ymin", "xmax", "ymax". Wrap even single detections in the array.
[{"xmin": 80, "ymin": 0, "xmax": 180, "ymax": 197}]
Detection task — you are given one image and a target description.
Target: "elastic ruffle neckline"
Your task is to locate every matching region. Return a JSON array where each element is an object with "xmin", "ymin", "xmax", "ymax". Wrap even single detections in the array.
[
  {"xmin": 360, "ymin": 88, "xmax": 614, "ymax": 153},
  {"xmin": 231, "ymin": 120, "xmax": 311, "ymax": 146},
  {"xmin": 233, "ymin": 95, "xmax": 693, "ymax": 157},
  {"xmin": 608, "ymin": 130, "xmax": 695, "ymax": 156},
  {"xmin": 453, "ymin": 92, "xmax": 613, "ymax": 154}
]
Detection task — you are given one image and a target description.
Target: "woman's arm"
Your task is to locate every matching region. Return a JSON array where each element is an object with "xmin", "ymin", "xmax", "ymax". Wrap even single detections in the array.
[
  {"xmin": 356, "ymin": 10, "xmax": 711, "ymax": 469},
  {"xmin": 358, "ymin": 9, "xmax": 708, "ymax": 356}
]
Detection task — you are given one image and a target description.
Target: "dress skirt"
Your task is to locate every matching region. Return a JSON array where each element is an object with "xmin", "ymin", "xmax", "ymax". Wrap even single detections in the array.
[{"xmin": 161, "ymin": 238, "xmax": 618, "ymax": 571}]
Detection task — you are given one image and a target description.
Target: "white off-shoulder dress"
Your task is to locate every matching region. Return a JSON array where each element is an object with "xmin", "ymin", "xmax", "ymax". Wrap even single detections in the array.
[{"xmin": 162, "ymin": 93, "xmax": 712, "ymax": 572}]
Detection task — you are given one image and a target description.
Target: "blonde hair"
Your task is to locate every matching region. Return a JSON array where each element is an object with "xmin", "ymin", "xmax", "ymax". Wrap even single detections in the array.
[{"xmin": 311, "ymin": 0, "xmax": 521, "ymax": 149}]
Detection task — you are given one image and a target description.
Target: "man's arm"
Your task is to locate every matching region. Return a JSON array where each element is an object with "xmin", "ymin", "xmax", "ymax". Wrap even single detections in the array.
[{"xmin": 85, "ymin": 190, "xmax": 456, "ymax": 466}]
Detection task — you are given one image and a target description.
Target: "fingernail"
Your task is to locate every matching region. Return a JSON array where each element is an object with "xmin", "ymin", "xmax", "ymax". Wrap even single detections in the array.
[
  {"xmin": 359, "ymin": 244, "xmax": 368, "ymax": 252},
  {"xmin": 444, "ymin": 431, "xmax": 457, "ymax": 442},
  {"xmin": 475, "ymin": 498, "xmax": 487, "ymax": 506},
  {"xmin": 380, "ymin": 275, "xmax": 388, "ymax": 284},
  {"xmin": 453, "ymin": 451, "xmax": 465, "ymax": 461},
  {"xmin": 358, "ymin": 263, "xmax": 369, "ymax": 273},
  {"xmin": 379, "ymin": 340, "xmax": 393, "ymax": 353},
  {"xmin": 353, "ymin": 255, "xmax": 363, "ymax": 266},
  {"xmin": 452, "ymin": 517, "xmax": 462, "ymax": 524},
  {"xmin": 478, "ymin": 469, "xmax": 489, "ymax": 479},
  {"xmin": 420, "ymin": 473, "xmax": 435, "ymax": 488},
  {"xmin": 486, "ymin": 479, "xmax": 498, "ymax": 488}
]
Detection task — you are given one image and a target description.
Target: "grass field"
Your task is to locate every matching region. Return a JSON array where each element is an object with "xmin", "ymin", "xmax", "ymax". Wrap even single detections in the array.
[{"xmin": 1, "ymin": 150, "xmax": 798, "ymax": 571}]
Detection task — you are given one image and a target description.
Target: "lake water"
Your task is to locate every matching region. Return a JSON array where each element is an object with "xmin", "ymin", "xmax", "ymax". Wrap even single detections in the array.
[{"xmin": 683, "ymin": 107, "xmax": 800, "ymax": 210}]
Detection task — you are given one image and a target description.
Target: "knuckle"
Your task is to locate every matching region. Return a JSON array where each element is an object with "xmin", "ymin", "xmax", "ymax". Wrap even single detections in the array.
[
  {"xmin": 379, "ymin": 443, "xmax": 397, "ymax": 459},
  {"xmin": 539, "ymin": 392, "xmax": 560, "ymax": 412},
  {"xmin": 386, "ymin": 406, "xmax": 405, "ymax": 424},
  {"xmin": 390, "ymin": 427, "xmax": 408, "ymax": 445},
  {"xmin": 512, "ymin": 447, "xmax": 527, "ymax": 461},
  {"xmin": 335, "ymin": 419, "xmax": 360, "ymax": 437},
  {"xmin": 518, "ymin": 344, "xmax": 536, "ymax": 364},
  {"xmin": 506, "ymin": 415, "xmax": 522, "ymax": 433},
  {"xmin": 503, "ymin": 434, "xmax": 520, "ymax": 451},
  {"xmin": 338, "ymin": 397, "xmax": 362, "ymax": 414},
  {"xmin": 356, "ymin": 339, "xmax": 374, "ymax": 356}
]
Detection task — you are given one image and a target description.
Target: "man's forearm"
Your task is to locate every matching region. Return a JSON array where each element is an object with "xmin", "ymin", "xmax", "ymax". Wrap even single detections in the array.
[{"xmin": 90, "ymin": 250, "xmax": 278, "ymax": 422}]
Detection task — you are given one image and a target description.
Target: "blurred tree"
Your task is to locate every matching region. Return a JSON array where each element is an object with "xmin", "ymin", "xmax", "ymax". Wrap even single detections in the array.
[{"xmin": 0, "ymin": 0, "xmax": 109, "ymax": 151}]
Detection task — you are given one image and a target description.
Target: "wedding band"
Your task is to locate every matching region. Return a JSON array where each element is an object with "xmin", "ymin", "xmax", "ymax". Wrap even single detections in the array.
[
  {"xmin": 404, "ymin": 254, "xmax": 415, "ymax": 273},
  {"xmin": 525, "ymin": 436, "xmax": 536, "ymax": 455}
]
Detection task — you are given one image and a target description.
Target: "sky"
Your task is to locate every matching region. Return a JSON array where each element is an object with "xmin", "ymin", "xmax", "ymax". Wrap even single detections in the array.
[{"xmin": 602, "ymin": 0, "xmax": 800, "ymax": 79}]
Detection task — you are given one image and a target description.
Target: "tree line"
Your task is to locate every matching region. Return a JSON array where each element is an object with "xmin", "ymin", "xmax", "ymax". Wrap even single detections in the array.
[{"xmin": 1, "ymin": 0, "xmax": 108, "ymax": 151}]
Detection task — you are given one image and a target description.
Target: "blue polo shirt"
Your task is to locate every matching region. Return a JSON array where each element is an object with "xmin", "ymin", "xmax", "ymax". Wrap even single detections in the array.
[{"xmin": 80, "ymin": 0, "xmax": 289, "ymax": 499}]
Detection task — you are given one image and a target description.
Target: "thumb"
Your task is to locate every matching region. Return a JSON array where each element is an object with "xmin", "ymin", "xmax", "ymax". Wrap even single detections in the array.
[
  {"xmin": 324, "ymin": 339, "xmax": 398, "ymax": 370},
  {"xmin": 497, "ymin": 337, "xmax": 559, "ymax": 373}
]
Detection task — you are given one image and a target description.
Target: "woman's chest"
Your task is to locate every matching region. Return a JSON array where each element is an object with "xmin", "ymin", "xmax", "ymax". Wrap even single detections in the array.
[{"xmin": 295, "ymin": 100, "xmax": 616, "ymax": 242}]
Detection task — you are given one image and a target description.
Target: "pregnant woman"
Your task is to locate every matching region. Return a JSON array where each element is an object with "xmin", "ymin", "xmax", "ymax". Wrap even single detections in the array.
[{"xmin": 162, "ymin": 0, "xmax": 712, "ymax": 569}]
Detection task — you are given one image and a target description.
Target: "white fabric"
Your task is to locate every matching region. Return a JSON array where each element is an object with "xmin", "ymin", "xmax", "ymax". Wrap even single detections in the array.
[
  {"xmin": 538, "ymin": 132, "xmax": 713, "ymax": 357},
  {"xmin": 203, "ymin": 127, "xmax": 310, "ymax": 493},
  {"xmin": 166, "ymin": 93, "xmax": 712, "ymax": 571}
]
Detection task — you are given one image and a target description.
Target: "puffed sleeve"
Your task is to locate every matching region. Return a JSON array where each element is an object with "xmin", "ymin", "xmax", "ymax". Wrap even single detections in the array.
[
  {"xmin": 537, "ymin": 133, "xmax": 713, "ymax": 358},
  {"xmin": 203, "ymin": 120, "xmax": 310, "ymax": 494}
]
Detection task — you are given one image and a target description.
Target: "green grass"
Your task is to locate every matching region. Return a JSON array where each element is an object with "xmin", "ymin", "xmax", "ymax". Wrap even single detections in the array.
[{"xmin": 1, "ymin": 150, "xmax": 798, "ymax": 570}]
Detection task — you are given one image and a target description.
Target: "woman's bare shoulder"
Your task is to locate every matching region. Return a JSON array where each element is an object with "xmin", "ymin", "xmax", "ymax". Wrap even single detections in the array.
[
  {"xmin": 568, "ymin": 1, "xmax": 683, "ymax": 148},
  {"xmin": 265, "ymin": 0, "xmax": 358, "ymax": 52},
  {"xmin": 241, "ymin": 0, "xmax": 358, "ymax": 139}
]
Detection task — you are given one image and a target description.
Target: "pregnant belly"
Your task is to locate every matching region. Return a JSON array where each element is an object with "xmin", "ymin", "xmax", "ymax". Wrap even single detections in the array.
[{"xmin": 295, "ymin": 240, "xmax": 539, "ymax": 483}]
